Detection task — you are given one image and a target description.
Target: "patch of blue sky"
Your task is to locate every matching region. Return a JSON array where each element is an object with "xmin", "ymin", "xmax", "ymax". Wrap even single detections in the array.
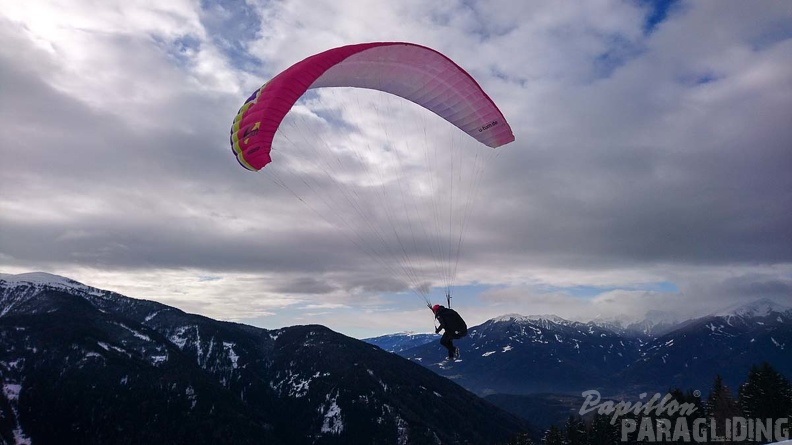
[
  {"xmin": 638, "ymin": 0, "xmax": 681, "ymax": 35},
  {"xmin": 691, "ymin": 72, "xmax": 719, "ymax": 85},
  {"xmin": 199, "ymin": 0, "xmax": 264, "ymax": 72},
  {"xmin": 175, "ymin": 35, "xmax": 201, "ymax": 56},
  {"xmin": 640, "ymin": 0, "xmax": 790, "ymax": 49},
  {"xmin": 355, "ymin": 280, "xmax": 681, "ymax": 311},
  {"xmin": 554, "ymin": 285, "xmax": 611, "ymax": 298},
  {"xmin": 675, "ymin": 70, "xmax": 722, "ymax": 87}
]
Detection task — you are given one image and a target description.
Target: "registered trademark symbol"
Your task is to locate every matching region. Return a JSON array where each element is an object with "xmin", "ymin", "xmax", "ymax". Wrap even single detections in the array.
[{"xmin": 693, "ymin": 390, "xmax": 701, "ymax": 397}]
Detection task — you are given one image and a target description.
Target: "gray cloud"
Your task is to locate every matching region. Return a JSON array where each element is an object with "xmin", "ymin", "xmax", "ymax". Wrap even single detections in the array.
[{"xmin": 1, "ymin": 1, "xmax": 790, "ymax": 336}]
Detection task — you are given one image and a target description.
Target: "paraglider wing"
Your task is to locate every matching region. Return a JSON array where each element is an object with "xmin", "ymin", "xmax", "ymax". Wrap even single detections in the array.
[{"xmin": 230, "ymin": 42, "xmax": 515, "ymax": 171}]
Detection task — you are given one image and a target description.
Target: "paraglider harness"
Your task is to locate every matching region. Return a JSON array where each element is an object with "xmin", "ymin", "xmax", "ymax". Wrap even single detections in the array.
[
  {"xmin": 430, "ymin": 291, "xmax": 466, "ymax": 333},
  {"xmin": 434, "ymin": 307, "xmax": 467, "ymax": 338}
]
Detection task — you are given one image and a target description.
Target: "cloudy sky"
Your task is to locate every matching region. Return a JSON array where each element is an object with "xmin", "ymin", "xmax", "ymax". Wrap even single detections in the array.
[{"xmin": 1, "ymin": 0, "xmax": 790, "ymax": 338}]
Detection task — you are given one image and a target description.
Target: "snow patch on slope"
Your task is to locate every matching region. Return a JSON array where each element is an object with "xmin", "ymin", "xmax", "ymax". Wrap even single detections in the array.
[
  {"xmin": 3, "ymin": 383, "xmax": 31, "ymax": 445},
  {"xmin": 321, "ymin": 392, "xmax": 344, "ymax": 434}
]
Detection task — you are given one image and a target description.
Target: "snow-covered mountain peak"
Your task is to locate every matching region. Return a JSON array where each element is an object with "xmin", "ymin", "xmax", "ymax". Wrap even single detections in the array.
[
  {"xmin": 0, "ymin": 271, "xmax": 102, "ymax": 296},
  {"xmin": 490, "ymin": 313, "xmax": 571, "ymax": 325},
  {"xmin": 527, "ymin": 314, "xmax": 571, "ymax": 324},
  {"xmin": 491, "ymin": 313, "xmax": 532, "ymax": 323},
  {"xmin": 712, "ymin": 298, "xmax": 790, "ymax": 318}
]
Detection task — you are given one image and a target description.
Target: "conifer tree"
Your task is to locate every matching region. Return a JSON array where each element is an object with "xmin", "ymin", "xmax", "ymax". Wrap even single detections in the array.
[
  {"xmin": 587, "ymin": 413, "xmax": 619, "ymax": 445},
  {"xmin": 542, "ymin": 425, "xmax": 565, "ymax": 445},
  {"xmin": 505, "ymin": 432, "xmax": 535, "ymax": 445},
  {"xmin": 563, "ymin": 415, "xmax": 586, "ymax": 445},
  {"xmin": 706, "ymin": 374, "xmax": 742, "ymax": 438},
  {"xmin": 738, "ymin": 362, "xmax": 792, "ymax": 419}
]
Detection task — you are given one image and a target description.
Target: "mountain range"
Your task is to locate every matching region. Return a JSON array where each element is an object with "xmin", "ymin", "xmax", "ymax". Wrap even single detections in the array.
[
  {"xmin": 366, "ymin": 299, "xmax": 792, "ymax": 398},
  {"xmin": 0, "ymin": 272, "xmax": 533, "ymax": 445},
  {"xmin": 3, "ymin": 271, "xmax": 789, "ymax": 442}
]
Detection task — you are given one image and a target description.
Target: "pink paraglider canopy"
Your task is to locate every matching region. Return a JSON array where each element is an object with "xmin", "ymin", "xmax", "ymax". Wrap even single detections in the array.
[{"xmin": 230, "ymin": 42, "xmax": 514, "ymax": 171}]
